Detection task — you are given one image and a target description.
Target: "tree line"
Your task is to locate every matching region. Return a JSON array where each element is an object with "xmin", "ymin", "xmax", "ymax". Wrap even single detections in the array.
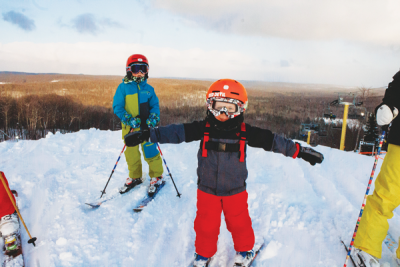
[
  {"xmin": 0, "ymin": 94, "xmax": 119, "ymax": 141},
  {"xmin": 0, "ymin": 91, "xmax": 382, "ymax": 152}
]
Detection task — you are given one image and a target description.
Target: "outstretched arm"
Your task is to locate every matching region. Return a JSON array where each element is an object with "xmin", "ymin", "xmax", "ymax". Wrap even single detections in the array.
[
  {"xmin": 124, "ymin": 120, "xmax": 205, "ymax": 146},
  {"xmin": 247, "ymin": 124, "xmax": 324, "ymax": 166}
]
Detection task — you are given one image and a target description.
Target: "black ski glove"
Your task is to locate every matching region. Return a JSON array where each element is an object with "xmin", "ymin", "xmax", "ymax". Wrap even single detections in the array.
[
  {"xmin": 124, "ymin": 130, "xmax": 150, "ymax": 147},
  {"xmin": 296, "ymin": 143, "xmax": 324, "ymax": 166}
]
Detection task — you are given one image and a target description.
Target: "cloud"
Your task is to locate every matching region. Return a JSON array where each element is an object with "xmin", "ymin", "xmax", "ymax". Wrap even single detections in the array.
[
  {"xmin": 150, "ymin": 0, "xmax": 400, "ymax": 45},
  {"xmin": 71, "ymin": 14, "xmax": 123, "ymax": 35},
  {"xmin": 100, "ymin": 18, "xmax": 122, "ymax": 28},
  {"xmin": 72, "ymin": 13, "xmax": 99, "ymax": 35},
  {"xmin": 2, "ymin": 11, "xmax": 36, "ymax": 31}
]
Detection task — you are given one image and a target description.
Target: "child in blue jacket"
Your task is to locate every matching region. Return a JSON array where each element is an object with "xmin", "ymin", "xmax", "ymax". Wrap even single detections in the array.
[{"xmin": 113, "ymin": 54, "xmax": 164, "ymax": 196}]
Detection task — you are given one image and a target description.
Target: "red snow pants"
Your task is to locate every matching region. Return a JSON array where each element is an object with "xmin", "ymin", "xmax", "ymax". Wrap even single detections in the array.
[
  {"xmin": 0, "ymin": 172, "xmax": 16, "ymax": 218},
  {"xmin": 194, "ymin": 189, "xmax": 255, "ymax": 258}
]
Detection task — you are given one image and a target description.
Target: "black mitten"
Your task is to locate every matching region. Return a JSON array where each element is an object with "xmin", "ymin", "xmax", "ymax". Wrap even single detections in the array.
[
  {"xmin": 296, "ymin": 143, "xmax": 324, "ymax": 166},
  {"xmin": 124, "ymin": 130, "xmax": 150, "ymax": 147}
]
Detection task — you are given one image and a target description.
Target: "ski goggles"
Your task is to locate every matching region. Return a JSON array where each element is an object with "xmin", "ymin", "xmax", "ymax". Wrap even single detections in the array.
[
  {"xmin": 207, "ymin": 98, "xmax": 244, "ymax": 118},
  {"xmin": 126, "ymin": 63, "xmax": 149, "ymax": 74}
]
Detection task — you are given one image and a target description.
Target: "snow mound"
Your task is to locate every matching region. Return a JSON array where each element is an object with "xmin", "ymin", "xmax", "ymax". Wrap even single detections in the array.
[{"xmin": 0, "ymin": 129, "xmax": 398, "ymax": 266}]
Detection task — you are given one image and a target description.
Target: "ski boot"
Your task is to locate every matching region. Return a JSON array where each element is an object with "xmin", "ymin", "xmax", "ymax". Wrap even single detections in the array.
[
  {"xmin": 352, "ymin": 248, "xmax": 379, "ymax": 267},
  {"xmin": 233, "ymin": 248, "xmax": 255, "ymax": 267},
  {"xmin": 0, "ymin": 213, "xmax": 19, "ymax": 237},
  {"xmin": 148, "ymin": 176, "xmax": 163, "ymax": 197},
  {"xmin": 119, "ymin": 177, "xmax": 143, "ymax": 194},
  {"xmin": 193, "ymin": 253, "xmax": 212, "ymax": 267},
  {"xmin": 0, "ymin": 213, "xmax": 20, "ymax": 255}
]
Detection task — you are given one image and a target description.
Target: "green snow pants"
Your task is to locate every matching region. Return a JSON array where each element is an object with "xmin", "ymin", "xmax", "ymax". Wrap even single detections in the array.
[
  {"xmin": 122, "ymin": 126, "xmax": 163, "ymax": 179},
  {"xmin": 354, "ymin": 143, "xmax": 400, "ymax": 259}
]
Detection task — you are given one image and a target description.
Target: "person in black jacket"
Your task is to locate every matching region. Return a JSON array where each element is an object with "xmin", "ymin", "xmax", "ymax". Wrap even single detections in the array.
[
  {"xmin": 125, "ymin": 79, "xmax": 324, "ymax": 267},
  {"xmin": 352, "ymin": 70, "xmax": 400, "ymax": 267}
]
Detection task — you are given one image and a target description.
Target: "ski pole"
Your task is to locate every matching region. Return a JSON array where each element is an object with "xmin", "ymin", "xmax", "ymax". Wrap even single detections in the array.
[
  {"xmin": 0, "ymin": 171, "xmax": 37, "ymax": 247},
  {"xmin": 155, "ymin": 142, "xmax": 182, "ymax": 198},
  {"xmin": 343, "ymin": 131, "xmax": 386, "ymax": 267},
  {"xmin": 100, "ymin": 128, "xmax": 133, "ymax": 198}
]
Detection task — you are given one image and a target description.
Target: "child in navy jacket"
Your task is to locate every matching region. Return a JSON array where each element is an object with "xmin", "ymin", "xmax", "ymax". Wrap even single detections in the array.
[{"xmin": 124, "ymin": 79, "xmax": 324, "ymax": 266}]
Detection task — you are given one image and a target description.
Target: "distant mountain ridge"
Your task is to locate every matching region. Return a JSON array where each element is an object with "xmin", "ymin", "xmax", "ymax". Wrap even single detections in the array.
[{"xmin": 0, "ymin": 71, "xmax": 60, "ymax": 75}]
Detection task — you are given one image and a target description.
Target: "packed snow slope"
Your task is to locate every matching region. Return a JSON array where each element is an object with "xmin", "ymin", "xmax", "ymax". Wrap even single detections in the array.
[{"xmin": 0, "ymin": 128, "xmax": 399, "ymax": 267}]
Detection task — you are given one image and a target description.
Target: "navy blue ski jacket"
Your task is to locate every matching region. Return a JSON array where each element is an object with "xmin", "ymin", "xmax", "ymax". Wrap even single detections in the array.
[{"xmin": 149, "ymin": 120, "xmax": 298, "ymax": 196}]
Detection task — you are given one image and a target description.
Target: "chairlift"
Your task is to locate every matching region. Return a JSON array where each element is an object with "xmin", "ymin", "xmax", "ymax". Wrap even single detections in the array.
[
  {"xmin": 348, "ymin": 113, "xmax": 364, "ymax": 119},
  {"xmin": 323, "ymin": 112, "xmax": 336, "ymax": 119},
  {"xmin": 329, "ymin": 99, "xmax": 339, "ymax": 106},
  {"xmin": 355, "ymin": 101, "xmax": 363, "ymax": 107},
  {"xmin": 300, "ymin": 123, "xmax": 319, "ymax": 136},
  {"xmin": 347, "ymin": 106, "xmax": 366, "ymax": 120}
]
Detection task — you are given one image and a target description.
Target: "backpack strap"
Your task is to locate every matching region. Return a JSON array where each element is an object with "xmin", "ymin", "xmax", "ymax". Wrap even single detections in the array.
[
  {"xmin": 202, "ymin": 122, "xmax": 211, "ymax": 158},
  {"xmin": 239, "ymin": 123, "xmax": 246, "ymax": 162}
]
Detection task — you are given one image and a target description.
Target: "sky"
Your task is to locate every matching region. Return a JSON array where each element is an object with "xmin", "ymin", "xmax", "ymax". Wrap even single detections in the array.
[{"xmin": 1, "ymin": 0, "xmax": 400, "ymax": 87}]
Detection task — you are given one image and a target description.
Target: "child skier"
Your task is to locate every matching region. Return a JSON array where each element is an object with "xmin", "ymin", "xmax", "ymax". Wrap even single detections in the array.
[
  {"xmin": 113, "ymin": 54, "xmax": 164, "ymax": 196},
  {"xmin": 124, "ymin": 79, "xmax": 324, "ymax": 267},
  {"xmin": 0, "ymin": 172, "xmax": 20, "ymax": 255},
  {"xmin": 352, "ymin": 70, "xmax": 400, "ymax": 267}
]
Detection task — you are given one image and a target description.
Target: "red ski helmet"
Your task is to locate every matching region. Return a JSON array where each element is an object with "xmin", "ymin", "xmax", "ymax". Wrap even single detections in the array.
[
  {"xmin": 206, "ymin": 79, "xmax": 248, "ymax": 118},
  {"xmin": 126, "ymin": 54, "xmax": 149, "ymax": 67}
]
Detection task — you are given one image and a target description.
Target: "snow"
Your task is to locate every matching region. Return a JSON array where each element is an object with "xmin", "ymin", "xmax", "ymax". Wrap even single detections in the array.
[
  {"xmin": 0, "ymin": 128, "xmax": 399, "ymax": 266},
  {"xmin": 322, "ymin": 118, "xmax": 362, "ymax": 129}
]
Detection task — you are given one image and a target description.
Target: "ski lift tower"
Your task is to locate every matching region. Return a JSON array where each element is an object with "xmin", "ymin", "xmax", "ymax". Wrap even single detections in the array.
[{"xmin": 334, "ymin": 92, "xmax": 360, "ymax": 151}]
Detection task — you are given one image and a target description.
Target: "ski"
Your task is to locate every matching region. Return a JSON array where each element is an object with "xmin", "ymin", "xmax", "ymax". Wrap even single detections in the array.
[
  {"xmin": 383, "ymin": 232, "xmax": 400, "ymax": 266},
  {"xmin": 187, "ymin": 256, "xmax": 213, "ymax": 267},
  {"xmin": 133, "ymin": 181, "xmax": 166, "ymax": 212},
  {"xmin": 233, "ymin": 242, "xmax": 264, "ymax": 267},
  {"xmin": 85, "ymin": 174, "xmax": 147, "ymax": 208},
  {"xmin": 341, "ymin": 240, "xmax": 358, "ymax": 267},
  {"xmin": 2, "ymin": 190, "xmax": 25, "ymax": 267}
]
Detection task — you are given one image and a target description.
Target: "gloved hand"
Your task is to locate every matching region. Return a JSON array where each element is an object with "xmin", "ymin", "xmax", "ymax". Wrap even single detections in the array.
[
  {"xmin": 124, "ymin": 130, "xmax": 150, "ymax": 147},
  {"xmin": 376, "ymin": 104, "xmax": 398, "ymax": 126},
  {"xmin": 146, "ymin": 113, "xmax": 160, "ymax": 128},
  {"xmin": 122, "ymin": 113, "xmax": 141, "ymax": 129},
  {"xmin": 296, "ymin": 143, "xmax": 324, "ymax": 166}
]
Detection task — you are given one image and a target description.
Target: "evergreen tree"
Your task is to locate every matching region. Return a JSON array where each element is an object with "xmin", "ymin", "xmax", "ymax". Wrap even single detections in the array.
[{"xmin": 363, "ymin": 113, "xmax": 379, "ymax": 145}]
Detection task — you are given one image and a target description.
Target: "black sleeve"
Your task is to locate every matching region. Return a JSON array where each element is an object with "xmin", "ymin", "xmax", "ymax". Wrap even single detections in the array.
[
  {"xmin": 246, "ymin": 124, "xmax": 275, "ymax": 150},
  {"xmin": 149, "ymin": 120, "xmax": 205, "ymax": 144},
  {"xmin": 246, "ymin": 124, "xmax": 298, "ymax": 157},
  {"xmin": 183, "ymin": 120, "xmax": 206, "ymax": 142}
]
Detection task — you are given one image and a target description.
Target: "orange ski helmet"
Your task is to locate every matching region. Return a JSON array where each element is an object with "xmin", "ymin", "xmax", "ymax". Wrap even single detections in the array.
[
  {"xmin": 206, "ymin": 79, "xmax": 248, "ymax": 118},
  {"xmin": 126, "ymin": 54, "xmax": 148, "ymax": 67}
]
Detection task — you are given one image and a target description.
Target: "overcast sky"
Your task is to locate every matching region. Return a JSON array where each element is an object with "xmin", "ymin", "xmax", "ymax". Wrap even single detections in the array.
[{"xmin": 1, "ymin": 0, "xmax": 399, "ymax": 87}]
